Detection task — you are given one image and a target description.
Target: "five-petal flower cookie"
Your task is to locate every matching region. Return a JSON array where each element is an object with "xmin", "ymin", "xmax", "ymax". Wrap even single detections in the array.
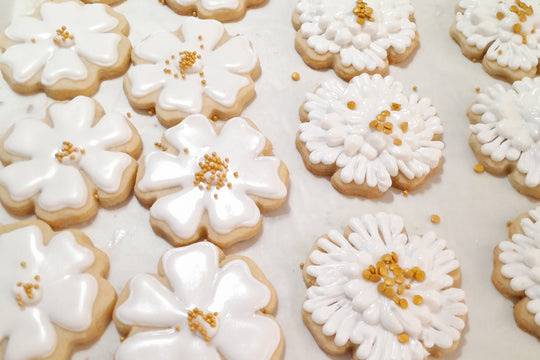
[
  {"xmin": 0, "ymin": 96, "xmax": 142, "ymax": 229},
  {"xmin": 292, "ymin": 0, "xmax": 419, "ymax": 81},
  {"xmin": 297, "ymin": 74, "xmax": 444, "ymax": 198},
  {"xmin": 0, "ymin": 0, "xmax": 131, "ymax": 100},
  {"xmin": 0, "ymin": 220, "xmax": 116, "ymax": 360},
  {"xmin": 124, "ymin": 17, "xmax": 260, "ymax": 128},
  {"xmin": 451, "ymin": 0, "xmax": 540, "ymax": 82},
  {"xmin": 114, "ymin": 241, "xmax": 284, "ymax": 360},
  {"xmin": 163, "ymin": 0, "xmax": 267, "ymax": 22},
  {"xmin": 303, "ymin": 213, "xmax": 468, "ymax": 360},
  {"xmin": 468, "ymin": 77, "xmax": 540, "ymax": 198},
  {"xmin": 493, "ymin": 206, "xmax": 540, "ymax": 339},
  {"xmin": 135, "ymin": 114, "xmax": 288, "ymax": 248}
]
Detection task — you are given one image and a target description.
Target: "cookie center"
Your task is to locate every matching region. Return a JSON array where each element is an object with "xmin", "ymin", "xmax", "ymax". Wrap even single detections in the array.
[
  {"xmin": 353, "ymin": 1, "xmax": 374, "ymax": 25},
  {"xmin": 194, "ymin": 152, "xmax": 237, "ymax": 193},
  {"xmin": 163, "ymin": 50, "xmax": 206, "ymax": 85},
  {"xmin": 13, "ymin": 262, "xmax": 42, "ymax": 308},
  {"xmin": 187, "ymin": 308, "xmax": 219, "ymax": 342},
  {"xmin": 53, "ymin": 25, "xmax": 75, "ymax": 48},
  {"xmin": 55, "ymin": 141, "xmax": 84, "ymax": 165}
]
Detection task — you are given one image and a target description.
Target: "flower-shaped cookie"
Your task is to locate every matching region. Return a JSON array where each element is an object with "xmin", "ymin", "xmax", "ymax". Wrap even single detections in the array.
[
  {"xmin": 135, "ymin": 114, "xmax": 288, "ymax": 248},
  {"xmin": 0, "ymin": 96, "xmax": 142, "ymax": 228},
  {"xmin": 297, "ymin": 74, "xmax": 443, "ymax": 198},
  {"xmin": 452, "ymin": 0, "xmax": 540, "ymax": 82},
  {"xmin": 0, "ymin": 0, "xmax": 131, "ymax": 100},
  {"xmin": 114, "ymin": 241, "xmax": 283, "ymax": 360},
  {"xmin": 124, "ymin": 17, "xmax": 260, "ymax": 128},
  {"xmin": 493, "ymin": 206, "xmax": 540, "ymax": 339},
  {"xmin": 0, "ymin": 220, "xmax": 115, "ymax": 360},
  {"xmin": 163, "ymin": 0, "xmax": 267, "ymax": 22},
  {"xmin": 468, "ymin": 77, "xmax": 540, "ymax": 198},
  {"xmin": 292, "ymin": 0, "xmax": 418, "ymax": 80},
  {"xmin": 303, "ymin": 213, "xmax": 467, "ymax": 360}
]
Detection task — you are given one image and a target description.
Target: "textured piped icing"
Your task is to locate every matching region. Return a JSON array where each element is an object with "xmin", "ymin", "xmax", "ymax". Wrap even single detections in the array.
[
  {"xmin": 295, "ymin": 0, "xmax": 416, "ymax": 72},
  {"xmin": 498, "ymin": 207, "xmax": 540, "ymax": 326},
  {"xmin": 115, "ymin": 241, "xmax": 281, "ymax": 360},
  {"xmin": 455, "ymin": 0, "xmax": 540, "ymax": 72},
  {"xmin": 304, "ymin": 213, "xmax": 467, "ymax": 360},
  {"xmin": 470, "ymin": 77, "xmax": 540, "ymax": 187},
  {"xmin": 137, "ymin": 114, "xmax": 286, "ymax": 239},
  {"xmin": 170, "ymin": 0, "xmax": 240, "ymax": 11},
  {"xmin": 127, "ymin": 17, "xmax": 258, "ymax": 114},
  {"xmin": 0, "ymin": 225, "xmax": 97, "ymax": 360},
  {"xmin": 0, "ymin": 1, "xmax": 122, "ymax": 86},
  {"xmin": 0, "ymin": 96, "xmax": 135, "ymax": 212},
  {"xmin": 299, "ymin": 74, "xmax": 443, "ymax": 192}
]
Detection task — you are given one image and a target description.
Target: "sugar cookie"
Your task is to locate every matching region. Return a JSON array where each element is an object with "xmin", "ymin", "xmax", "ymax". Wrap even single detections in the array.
[
  {"xmin": 302, "ymin": 213, "xmax": 468, "ymax": 360},
  {"xmin": 163, "ymin": 0, "xmax": 267, "ymax": 22}
]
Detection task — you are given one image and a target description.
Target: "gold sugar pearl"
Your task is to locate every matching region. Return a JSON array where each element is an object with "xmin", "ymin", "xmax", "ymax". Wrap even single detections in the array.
[
  {"xmin": 412, "ymin": 295, "xmax": 423, "ymax": 305},
  {"xmin": 393, "ymin": 138, "xmax": 402, "ymax": 146},
  {"xmin": 430, "ymin": 214, "xmax": 441, "ymax": 224},
  {"xmin": 347, "ymin": 101, "xmax": 357, "ymax": 110},
  {"xmin": 291, "ymin": 72, "xmax": 300, "ymax": 81},
  {"xmin": 391, "ymin": 103, "xmax": 401, "ymax": 111},
  {"xmin": 473, "ymin": 163, "xmax": 485, "ymax": 174},
  {"xmin": 398, "ymin": 333, "xmax": 409, "ymax": 343}
]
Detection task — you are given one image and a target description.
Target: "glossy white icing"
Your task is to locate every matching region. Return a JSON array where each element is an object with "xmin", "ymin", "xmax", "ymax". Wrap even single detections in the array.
[
  {"xmin": 304, "ymin": 213, "xmax": 467, "ymax": 360},
  {"xmin": 1, "ymin": 1, "xmax": 121, "ymax": 86},
  {"xmin": 137, "ymin": 114, "xmax": 286, "ymax": 240},
  {"xmin": 0, "ymin": 96, "xmax": 134, "ymax": 212},
  {"xmin": 0, "ymin": 224, "xmax": 97, "ymax": 360},
  {"xmin": 455, "ymin": 0, "xmax": 540, "ymax": 72},
  {"xmin": 470, "ymin": 77, "xmax": 540, "ymax": 187},
  {"xmin": 295, "ymin": 0, "xmax": 417, "ymax": 72},
  {"xmin": 299, "ymin": 74, "xmax": 443, "ymax": 192},
  {"xmin": 171, "ymin": 0, "xmax": 240, "ymax": 11},
  {"xmin": 127, "ymin": 17, "xmax": 258, "ymax": 115},
  {"xmin": 115, "ymin": 241, "xmax": 281, "ymax": 360},
  {"xmin": 499, "ymin": 206, "xmax": 540, "ymax": 326}
]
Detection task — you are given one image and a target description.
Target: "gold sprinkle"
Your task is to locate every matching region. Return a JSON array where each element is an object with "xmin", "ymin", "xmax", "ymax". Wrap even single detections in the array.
[
  {"xmin": 430, "ymin": 214, "xmax": 441, "ymax": 224},
  {"xmin": 127, "ymin": 112, "xmax": 132, "ymax": 118},
  {"xmin": 496, "ymin": 11, "xmax": 505, "ymax": 20},
  {"xmin": 412, "ymin": 295, "xmax": 423, "ymax": 305},
  {"xmin": 175, "ymin": 325, "xmax": 180, "ymax": 331},
  {"xmin": 347, "ymin": 101, "xmax": 357, "ymax": 110},
  {"xmin": 475, "ymin": 87, "xmax": 480, "ymax": 93},
  {"xmin": 412, "ymin": 85, "xmax": 418, "ymax": 92},
  {"xmin": 398, "ymin": 333, "xmax": 409, "ymax": 343},
  {"xmin": 20, "ymin": 261, "xmax": 27, "ymax": 268},
  {"xmin": 291, "ymin": 72, "xmax": 300, "ymax": 81},
  {"xmin": 399, "ymin": 122, "xmax": 408, "ymax": 133},
  {"xmin": 391, "ymin": 103, "xmax": 401, "ymax": 111},
  {"xmin": 513, "ymin": 23, "xmax": 522, "ymax": 34},
  {"xmin": 212, "ymin": 115, "xmax": 219, "ymax": 121},
  {"xmin": 353, "ymin": 0, "xmax": 374, "ymax": 25},
  {"xmin": 402, "ymin": 190, "xmax": 409, "ymax": 197},
  {"xmin": 473, "ymin": 163, "xmax": 485, "ymax": 174},
  {"xmin": 393, "ymin": 138, "xmax": 402, "ymax": 146}
]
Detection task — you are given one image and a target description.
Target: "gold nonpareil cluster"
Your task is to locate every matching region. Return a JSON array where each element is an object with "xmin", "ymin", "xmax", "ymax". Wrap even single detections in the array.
[
  {"xmin": 194, "ymin": 152, "xmax": 234, "ymax": 191},
  {"xmin": 367, "ymin": 103, "xmax": 408, "ymax": 145},
  {"xmin": 499, "ymin": 0, "xmax": 536, "ymax": 44},
  {"xmin": 15, "ymin": 261, "xmax": 41, "ymax": 309},
  {"xmin": 187, "ymin": 308, "xmax": 218, "ymax": 342},
  {"xmin": 55, "ymin": 141, "xmax": 84, "ymax": 163},
  {"xmin": 353, "ymin": 1, "xmax": 374, "ymax": 25},
  {"xmin": 53, "ymin": 25, "xmax": 74, "ymax": 45},
  {"xmin": 163, "ymin": 50, "xmax": 206, "ymax": 85}
]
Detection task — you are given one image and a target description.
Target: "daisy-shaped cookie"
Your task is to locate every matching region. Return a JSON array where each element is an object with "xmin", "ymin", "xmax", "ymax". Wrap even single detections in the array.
[
  {"xmin": 451, "ymin": 0, "xmax": 540, "ymax": 82},
  {"xmin": 292, "ymin": 0, "xmax": 419, "ymax": 81},
  {"xmin": 114, "ymin": 241, "xmax": 283, "ymax": 360},
  {"xmin": 493, "ymin": 206, "xmax": 540, "ymax": 339},
  {"xmin": 0, "ymin": 96, "xmax": 142, "ymax": 229},
  {"xmin": 124, "ymin": 17, "xmax": 260, "ymax": 128},
  {"xmin": 0, "ymin": 0, "xmax": 131, "ymax": 100},
  {"xmin": 297, "ymin": 74, "xmax": 443, "ymax": 199},
  {"xmin": 135, "ymin": 114, "xmax": 288, "ymax": 248},
  {"xmin": 0, "ymin": 220, "xmax": 116, "ymax": 360},
  {"xmin": 163, "ymin": 0, "xmax": 267, "ymax": 22},
  {"xmin": 303, "ymin": 213, "xmax": 468, "ymax": 360},
  {"xmin": 468, "ymin": 77, "xmax": 540, "ymax": 198}
]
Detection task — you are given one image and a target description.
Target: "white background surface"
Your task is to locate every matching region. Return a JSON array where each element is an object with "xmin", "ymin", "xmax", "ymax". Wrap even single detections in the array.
[{"xmin": 0, "ymin": 0, "xmax": 539, "ymax": 359}]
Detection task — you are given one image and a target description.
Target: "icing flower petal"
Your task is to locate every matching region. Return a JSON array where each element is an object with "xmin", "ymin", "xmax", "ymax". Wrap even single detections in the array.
[
  {"xmin": 115, "ymin": 274, "xmax": 185, "ymax": 328},
  {"xmin": 37, "ymin": 164, "xmax": 88, "ymax": 212},
  {"xmin": 79, "ymin": 150, "xmax": 131, "ymax": 193},
  {"xmin": 4, "ymin": 17, "xmax": 51, "ymax": 42},
  {"xmin": 41, "ymin": 48, "xmax": 87, "ymax": 86},
  {"xmin": 158, "ymin": 77, "xmax": 204, "ymax": 113},
  {"xmin": 85, "ymin": 112, "xmax": 133, "ymax": 148},
  {"xmin": 203, "ymin": 66, "xmax": 250, "ymax": 108},
  {"xmin": 116, "ymin": 328, "xmax": 220, "ymax": 360},
  {"xmin": 207, "ymin": 36, "xmax": 258, "ymax": 73},
  {"xmin": 3, "ymin": 119, "xmax": 58, "ymax": 158},
  {"xmin": 128, "ymin": 63, "xmax": 168, "ymax": 97},
  {"xmin": 75, "ymin": 31, "xmax": 121, "ymax": 67},
  {"xmin": 207, "ymin": 188, "xmax": 260, "ymax": 234},
  {"xmin": 181, "ymin": 18, "xmax": 224, "ymax": 50},
  {"xmin": 208, "ymin": 260, "xmax": 271, "ymax": 316},
  {"xmin": 49, "ymin": 96, "xmax": 96, "ymax": 131},
  {"xmin": 0, "ymin": 41, "xmax": 54, "ymax": 83},
  {"xmin": 40, "ymin": 2, "xmax": 118, "ymax": 33},
  {"xmin": 213, "ymin": 315, "xmax": 280, "ymax": 360},
  {"xmin": 42, "ymin": 231, "xmax": 96, "ymax": 279},
  {"xmin": 214, "ymin": 117, "xmax": 265, "ymax": 157},
  {"xmin": 236, "ymin": 157, "xmax": 286, "ymax": 199},
  {"xmin": 0, "ymin": 160, "xmax": 54, "ymax": 202},
  {"xmin": 134, "ymin": 32, "xmax": 183, "ymax": 63},
  {"xmin": 138, "ymin": 151, "xmax": 196, "ymax": 192},
  {"xmin": 4, "ymin": 308, "xmax": 57, "ymax": 360},
  {"xmin": 201, "ymin": 0, "xmax": 240, "ymax": 11},
  {"xmin": 164, "ymin": 114, "xmax": 218, "ymax": 151}
]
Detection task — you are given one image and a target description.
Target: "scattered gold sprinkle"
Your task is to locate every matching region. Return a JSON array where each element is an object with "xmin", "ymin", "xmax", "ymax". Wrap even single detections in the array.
[
  {"xmin": 187, "ymin": 308, "xmax": 218, "ymax": 342},
  {"xmin": 402, "ymin": 190, "xmax": 409, "ymax": 197},
  {"xmin": 20, "ymin": 261, "xmax": 27, "ymax": 268},
  {"xmin": 398, "ymin": 333, "xmax": 409, "ymax": 343},
  {"xmin": 496, "ymin": 11, "xmax": 505, "ymax": 20},
  {"xmin": 473, "ymin": 163, "xmax": 485, "ymax": 173},
  {"xmin": 347, "ymin": 101, "xmax": 357, "ymax": 110},
  {"xmin": 391, "ymin": 103, "xmax": 401, "ymax": 111},
  {"xmin": 412, "ymin": 85, "xmax": 418, "ymax": 92},
  {"xmin": 412, "ymin": 294, "xmax": 423, "ymax": 305},
  {"xmin": 154, "ymin": 142, "xmax": 168, "ymax": 151},
  {"xmin": 55, "ymin": 141, "xmax": 82, "ymax": 163},
  {"xmin": 475, "ymin": 87, "xmax": 480, "ymax": 93},
  {"xmin": 353, "ymin": 0, "xmax": 374, "ymax": 25},
  {"xmin": 430, "ymin": 214, "xmax": 441, "ymax": 224},
  {"xmin": 212, "ymin": 115, "xmax": 219, "ymax": 121},
  {"xmin": 393, "ymin": 138, "xmax": 402, "ymax": 146},
  {"xmin": 192, "ymin": 11, "xmax": 197, "ymax": 16},
  {"xmin": 291, "ymin": 72, "xmax": 300, "ymax": 81},
  {"xmin": 126, "ymin": 112, "xmax": 132, "ymax": 118},
  {"xmin": 399, "ymin": 122, "xmax": 408, "ymax": 133}
]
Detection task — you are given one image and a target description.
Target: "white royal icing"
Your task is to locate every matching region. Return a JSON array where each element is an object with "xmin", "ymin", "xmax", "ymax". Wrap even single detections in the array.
[
  {"xmin": 137, "ymin": 114, "xmax": 286, "ymax": 240},
  {"xmin": 127, "ymin": 17, "xmax": 258, "ymax": 116},
  {"xmin": 0, "ymin": 96, "xmax": 134, "ymax": 212},
  {"xmin": 115, "ymin": 241, "xmax": 281, "ymax": 360},
  {"xmin": 0, "ymin": 224, "xmax": 97, "ymax": 360},
  {"xmin": 295, "ymin": 0, "xmax": 417, "ymax": 72},
  {"xmin": 498, "ymin": 206, "xmax": 540, "ymax": 326},
  {"xmin": 470, "ymin": 77, "xmax": 540, "ymax": 187},
  {"xmin": 304, "ymin": 213, "xmax": 467, "ymax": 360},
  {"xmin": 299, "ymin": 74, "xmax": 443, "ymax": 193},
  {"xmin": 455, "ymin": 0, "xmax": 540, "ymax": 72},
  {"xmin": 0, "ymin": 1, "xmax": 121, "ymax": 86},
  {"xmin": 170, "ymin": 0, "xmax": 240, "ymax": 11}
]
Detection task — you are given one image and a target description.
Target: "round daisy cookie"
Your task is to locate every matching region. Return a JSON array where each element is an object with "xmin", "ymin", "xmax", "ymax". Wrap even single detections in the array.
[
  {"xmin": 302, "ymin": 213, "xmax": 468, "ymax": 360},
  {"xmin": 113, "ymin": 241, "xmax": 283, "ymax": 360},
  {"xmin": 297, "ymin": 74, "xmax": 444, "ymax": 199},
  {"xmin": 0, "ymin": 0, "xmax": 131, "ymax": 101},
  {"xmin": 135, "ymin": 114, "xmax": 288, "ymax": 248},
  {"xmin": 468, "ymin": 77, "xmax": 540, "ymax": 198},
  {"xmin": 292, "ymin": 0, "xmax": 419, "ymax": 81},
  {"xmin": 493, "ymin": 206, "xmax": 540, "ymax": 339},
  {"xmin": 0, "ymin": 219, "xmax": 116, "ymax": 360},
  {"xmin": 0, "ymin": 96, "xmax": 142, "ymax": 229},
  {"xmin": 162, "ymin": 0, "xmax": 267, "ymax": 22},
  {"xmin": 124, "ymin": 17, "xmax": 260, "ymax": 128},
  {"xmin": 451, "ymin": 0, "xmax": 540, "ymax": 82}
]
